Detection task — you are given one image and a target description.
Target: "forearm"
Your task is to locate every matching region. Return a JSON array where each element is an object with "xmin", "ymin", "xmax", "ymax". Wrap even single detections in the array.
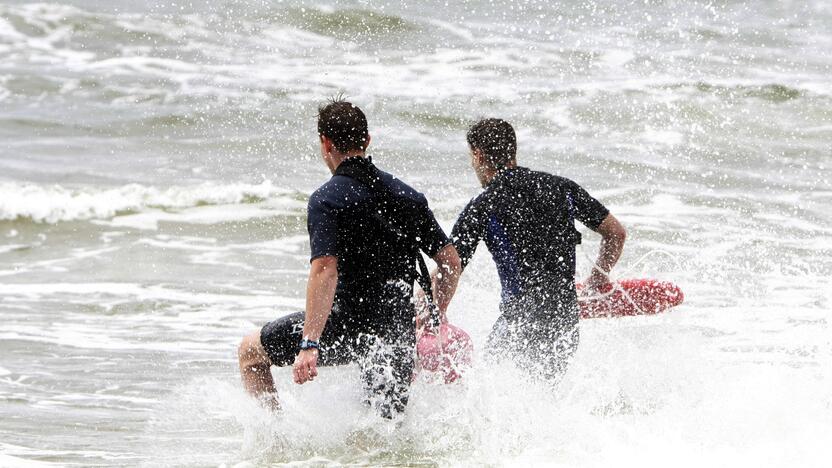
[
  {"xmin": 592, "ymin": 236, "xmax": 623, "ymax": 277},
  {"xmin": 302, "ymin": 257, "xmax": 338, "ymax": 341},
  {"xmin": 589, "ymin": 214, "xmax": 626, "ymax": 283},
  {"xmin": 431, "ymin": 244, "xmax": 462, "ymax": 312}
]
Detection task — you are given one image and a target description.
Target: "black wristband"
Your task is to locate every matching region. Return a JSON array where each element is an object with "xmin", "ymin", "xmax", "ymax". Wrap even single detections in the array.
[{"xmin": 299, "ymin": 339, "xmax": 320, "ymax": 351}]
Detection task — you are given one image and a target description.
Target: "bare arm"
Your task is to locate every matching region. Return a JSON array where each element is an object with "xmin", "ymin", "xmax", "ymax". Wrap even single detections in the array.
[
  {"xmin": 585, "ymin": 213, "xmax": 626, "ymax": 291},
  {"xmin": 293, "ymin": 255, "xmax": 338, "ymax": 384},
  {"xmin": 301, "ymin": 255, "xmax": 339, "ymax": 340},
  {"xmin": 431, "ymin": 244, "xmax": 462, "ymax": 314},
  {"xmin": 415, "ymin": 244, "xmax": 462, "ymax": 327}
]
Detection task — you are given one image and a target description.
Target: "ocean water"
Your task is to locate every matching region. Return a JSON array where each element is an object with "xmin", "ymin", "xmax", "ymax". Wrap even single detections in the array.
[{"xmin": 1, "ymin": 0, "xmax": 830, "ymax": 466}]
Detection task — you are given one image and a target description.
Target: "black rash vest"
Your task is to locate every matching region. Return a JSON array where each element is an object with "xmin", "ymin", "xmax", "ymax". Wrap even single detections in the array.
[
  {"xmin": 307, "ymin": 157, "xmax": 450, "ymax": 321},
  {"xmin": 451, "ymin": 166, "xmax": 609, "ymax": 309}
]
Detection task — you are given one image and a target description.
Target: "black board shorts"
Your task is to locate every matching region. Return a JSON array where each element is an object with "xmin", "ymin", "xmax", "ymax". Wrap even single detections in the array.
[
  {"xmin": 259, "ymin": 286, "xmax": 417, "ymax": 417},
  {"xmin": 260, "ymin": 311, "xmax": 394, "ymax": 368}
]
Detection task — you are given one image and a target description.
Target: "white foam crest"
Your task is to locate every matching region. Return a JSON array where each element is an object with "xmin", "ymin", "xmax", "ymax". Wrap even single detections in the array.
[
  {"xmin": 132, "ymin": 235, "xmax": 308, "ymax": 271},
  {"xmin": 0, "ymin": 16, "xmax": 27, "ymax": 41},
  {"xmin": 97, "ymin": 199, "xmax": 304, "ymax": 231},
  {"xmin": 0, "ymin": 4, "xmax": 92, "ymax": 59},
  {"xmin": 86, "ymin": 56, "xmax": 201, "ymax": 75},
  {"xmin": 0, "ymin": 453, "xmax": 61, "ymax": 468},
  {"xmin": 0, "ymin": 441, "xmax": 127, "ymax": 466},
  {"xmin": 0, "ymin": 181, "xmax": 300, "ymax": 224},
  {"xmin": 7, "ymin": 3, "xmax": 87, "ymax": 24},
  {"xmin": 642, "ymin": 127, "xmax": 685, "ymax": 147},
  {"xmin": 0, "ymin": 244, "xmax": 26, "ymax": 255},
  {"xmin": 424, "ymin": 18, "xmax": 475, "ymax": 42},
  {"xmin": 1, "ymin": 282, "xmax": 303, "ymax": 309},
  {"xmin": 260, "ymin": 26, "xmax": 337, "ymax": 50},
  {"xmin": 0, "ymin": 327, "xmax": 203, "ymax": 353},
  {"xmin": 112, "ymin": 13, "xmax": 214, "ymax": 43}
]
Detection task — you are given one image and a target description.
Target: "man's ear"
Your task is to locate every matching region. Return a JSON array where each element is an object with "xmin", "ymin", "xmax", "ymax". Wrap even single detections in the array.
[
  {"xmin": 363, "ymin": 134, "xmax": 371, "ymax": 151},
  {"xmin": 320, "ymin": 135, "xmax": 332, "ymax": 154}
]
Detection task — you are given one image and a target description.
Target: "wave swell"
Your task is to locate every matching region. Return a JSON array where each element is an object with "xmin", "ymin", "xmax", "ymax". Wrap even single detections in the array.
[{"xmin": 0, "ymin": 181, "xmax": 298, "ymax": 224}]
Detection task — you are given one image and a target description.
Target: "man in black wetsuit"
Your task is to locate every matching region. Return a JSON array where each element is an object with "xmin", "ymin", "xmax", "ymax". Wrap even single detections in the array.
[
  {"xmin": 450, "ymin": 118, "xmax": 626, "ymax": 381},
  {"xmin": 238, "ymin": 100, "xmax": 461, "ymax": 417}
]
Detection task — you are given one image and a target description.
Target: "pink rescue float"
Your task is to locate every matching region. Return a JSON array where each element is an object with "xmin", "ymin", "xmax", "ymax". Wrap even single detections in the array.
[{"xmin": 416, "ymin": 323, "xmax": 473, "ymax": 383}]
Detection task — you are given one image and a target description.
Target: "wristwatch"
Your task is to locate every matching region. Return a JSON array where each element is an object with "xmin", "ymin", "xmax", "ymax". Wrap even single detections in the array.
[{"xmin": 299, "ymin": 338, "xmax": 320, "ymax": 351}]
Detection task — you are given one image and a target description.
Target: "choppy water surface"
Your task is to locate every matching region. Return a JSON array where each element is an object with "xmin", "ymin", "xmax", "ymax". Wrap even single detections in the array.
[{"xmin": 1, "ymin": 0, "xmax": 830, "ymax": 466}]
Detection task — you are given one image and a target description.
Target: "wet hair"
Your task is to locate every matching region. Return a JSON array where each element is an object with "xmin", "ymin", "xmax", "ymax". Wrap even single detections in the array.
[
  {"xmin": 466, "ymin": 118, "xmax": 517, "ymax": 169},
  {"xmin": 317, "ymin": 98, "xmax": 369, "ymax": 154}
]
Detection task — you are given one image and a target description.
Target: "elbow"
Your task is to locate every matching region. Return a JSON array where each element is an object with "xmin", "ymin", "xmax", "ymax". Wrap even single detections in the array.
[
  {"xmin": 322, "ymin": 266, "xmax": 339, "ymax": 282},
  {"xmin": 617, "ymin": 225, "xmax": 627, "ymax": 243},
  {"xmin": 607, "ymin": 225, "xmax": 626, "ymax": 248},
  {"xmin": 311, "ymin": 256, "xmax": 339, "ymax": 280},
  {"xmin": 322, "ymin": 262, "xmax": 339, "ymax": 280},
  {"xmin": 601, "ymin": 214, "xmax": 626, "ymax": 244}
]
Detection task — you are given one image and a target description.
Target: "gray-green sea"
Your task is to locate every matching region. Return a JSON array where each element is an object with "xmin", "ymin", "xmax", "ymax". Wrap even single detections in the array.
[{"xmin": 1, "ymin": 0, "xmax": 830, "ymax": 466}]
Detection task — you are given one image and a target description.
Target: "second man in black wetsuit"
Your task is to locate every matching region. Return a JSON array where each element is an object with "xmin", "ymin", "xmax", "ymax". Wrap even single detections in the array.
[{"xmin": 450, "ymin": 118, "xmax": 626, "ymax": 381}]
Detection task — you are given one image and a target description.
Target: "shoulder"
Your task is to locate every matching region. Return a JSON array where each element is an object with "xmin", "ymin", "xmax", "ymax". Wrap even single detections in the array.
[
  {"xmin": 455, "ymin": 189, "xmax": 491, "ymax": 225},
  {"xmin": 467, "ymin": 189, "xmax": 490, "ymax": 209},
  {"xmin": 551, "ymin": 174, "xmax": 594, "ymax": 197},
  {"xmin": 378, "ymin": 170, "xmax": 429, "ymax": 206},
  {"xmin": 524, "ymin": 166, "xmax": 587, "ymax": 191},
  {"xmin": 522, "ymin": 167, "xmax": 569, "ymax": 186},
  {"xmin": 520, "ymin": 168, "xmax": 582, "ymax": 197},
  {"xmin": 311, "ymin": 175, "xmax": 359, "ymax": 198},
  {"xmin": 309, "ymin": 175, "xmax": 369, "ymax": 211}
]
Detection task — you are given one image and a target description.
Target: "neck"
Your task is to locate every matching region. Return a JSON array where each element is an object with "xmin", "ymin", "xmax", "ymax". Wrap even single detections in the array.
[
  {"xmin": 480, "ymin": 161, "xmax": 517, "ymax": 186},
  {"xmin": 340, "ymin": 149, "xmax": 366, "ymax": 159},
  {"xmin": 327, "ymin": 150, "xmax": 366, "ymax": 174}
]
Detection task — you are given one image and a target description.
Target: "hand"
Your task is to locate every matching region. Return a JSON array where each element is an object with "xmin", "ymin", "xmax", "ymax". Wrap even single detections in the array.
[
  {"xmin": 414, "ymin": 290, "xmax": 430, "ymax": 331},
  {"xmin": 415, "ymin": 305, "xmax": 447, "ymax": 335},
  {"xmin": 292, "ymin": 349, "xmax": 319, "ymax": 384},
  {"xmin": 584, "ymin": 269, "xmax": 612, "ymax": 295},
  {"xmin": 414, "ymin": 287, "xmax": 427, "ymax": 308}
]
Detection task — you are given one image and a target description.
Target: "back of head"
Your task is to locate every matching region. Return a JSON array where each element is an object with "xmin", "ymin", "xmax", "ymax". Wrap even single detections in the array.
[
  {"xmin": 317, "ymin": 99, "xmax": 369, "ymax": 154},
  {"xmin": 466, "ymin": 118, "xmax": 517, "ymax": 169}
]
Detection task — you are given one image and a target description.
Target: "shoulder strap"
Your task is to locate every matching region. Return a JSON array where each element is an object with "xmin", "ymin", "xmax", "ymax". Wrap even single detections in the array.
[{"xmin": 335, "ymin": 158, "xmax": 440, "ymax": 327}]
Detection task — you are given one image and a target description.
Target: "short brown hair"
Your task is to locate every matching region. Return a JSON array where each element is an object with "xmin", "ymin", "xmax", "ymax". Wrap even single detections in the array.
[
  {"xmin": 317, "ymin": 98, "xmax": 369, "ymax": 153},
  {"xmin": 466, "ymin": 118, "xmax": 517, "ymax": 168}
]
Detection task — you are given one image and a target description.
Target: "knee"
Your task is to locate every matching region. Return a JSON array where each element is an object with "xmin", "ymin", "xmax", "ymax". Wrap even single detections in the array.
[{"xmin": 238, "ymin": 331, "xmax": 270, "ymax": 367}]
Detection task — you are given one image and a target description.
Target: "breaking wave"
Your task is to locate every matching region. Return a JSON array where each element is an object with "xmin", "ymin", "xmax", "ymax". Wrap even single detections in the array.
[{"xmin": 0, "ymin": 181, "xmax": 301, "ymax": 224}]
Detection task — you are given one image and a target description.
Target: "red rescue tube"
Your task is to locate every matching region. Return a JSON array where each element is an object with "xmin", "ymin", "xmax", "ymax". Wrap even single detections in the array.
[
  {"xmin": 416, "ymin": 323, "xmax": 473, "ymax": 383},
  {"xmin": 577, "ymin": 278, "xmax": 684, "ymax": 319},
  {"xmin": 415, "ymin": 279, "xmax": 682, "ymax": 382}
]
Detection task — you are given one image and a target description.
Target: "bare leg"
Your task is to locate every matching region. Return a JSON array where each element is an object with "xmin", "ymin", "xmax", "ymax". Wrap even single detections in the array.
[{"xmin": 238, "ymin": 331, "xmax": 279, "ymax": 409}]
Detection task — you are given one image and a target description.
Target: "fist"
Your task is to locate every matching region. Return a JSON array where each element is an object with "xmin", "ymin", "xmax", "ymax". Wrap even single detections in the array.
[{"xmin": 292, "ymin": 349, "xmax": 319, "ymax": 384}]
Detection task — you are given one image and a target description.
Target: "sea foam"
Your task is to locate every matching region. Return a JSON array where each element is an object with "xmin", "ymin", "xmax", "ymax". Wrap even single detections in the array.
[{"xmin": 0, "ymin": 181, "xmax": 300, "ymax": 224}]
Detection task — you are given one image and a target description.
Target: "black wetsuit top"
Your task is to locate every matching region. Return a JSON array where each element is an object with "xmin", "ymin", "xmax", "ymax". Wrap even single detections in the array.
[
  {"xmin": 451, "ymin": 166, "xmax": 609, "ymax": 325},
  {"xmin": 307, "ymin": 157, "xmax": 451, "ymax": 327}
]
